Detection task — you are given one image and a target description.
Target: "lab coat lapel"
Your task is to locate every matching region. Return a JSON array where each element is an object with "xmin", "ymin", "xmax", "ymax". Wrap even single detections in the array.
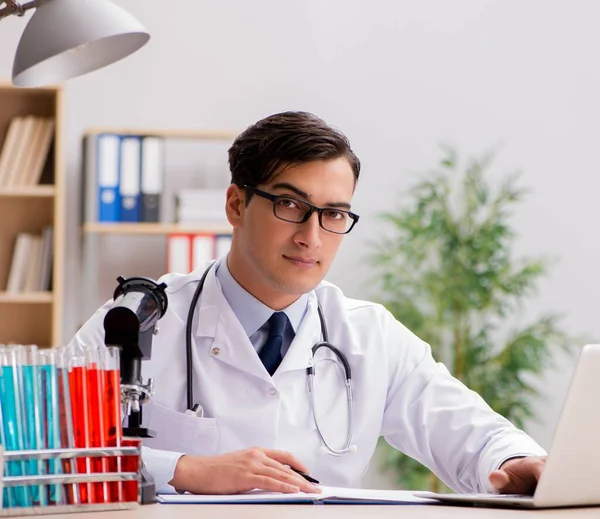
[
  {"xmin": 194, "ymin": 268, "xmax": 271, "ymax": 381},
  {"xmin": 276, "ymin": 292, "xmax": 321, "ymax": 375}
]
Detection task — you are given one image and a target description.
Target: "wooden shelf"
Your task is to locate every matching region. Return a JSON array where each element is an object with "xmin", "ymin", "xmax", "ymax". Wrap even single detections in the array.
[
  {"xmin": 0, "ymin": 185, "xmax": 55, "ymax": 197},
  {"xmin": 0, "ymin": 292, "xmax": 53, "ymax": 304},
  {"xmin": 83, "ymin": 222, "xmax": 233, "ymax": 235},
  {"xmin": 84, "ymin": 127, "xmax": 238, "ymax": 140}
]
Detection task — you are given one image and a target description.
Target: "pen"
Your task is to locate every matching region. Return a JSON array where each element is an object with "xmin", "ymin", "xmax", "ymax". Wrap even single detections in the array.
[{"xmin": 291, "ymin": 468, "xmax": 320, "ymax": 485}]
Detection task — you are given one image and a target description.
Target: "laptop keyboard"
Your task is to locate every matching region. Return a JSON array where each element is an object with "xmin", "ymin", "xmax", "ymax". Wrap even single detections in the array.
[{"xmin": 457, "ymin": 494, "xmax": 531, "ymax": 499}]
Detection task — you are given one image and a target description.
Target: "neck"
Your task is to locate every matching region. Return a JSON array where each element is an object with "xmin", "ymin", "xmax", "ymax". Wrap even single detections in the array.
[{"xmin": 226, "ymin": 248, "xmax": 300, "ymax": 311}]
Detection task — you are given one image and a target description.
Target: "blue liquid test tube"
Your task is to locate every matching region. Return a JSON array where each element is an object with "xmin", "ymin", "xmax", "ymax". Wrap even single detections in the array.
[
  {"xmin": 40, "ymin": 350, "xmax": 62, "ymax": 505},
  {"xmin": 0, "ymin": 346, "xmax": 9, "ymax": 509},
  {"xmin": 20, "ymin": 345, "xmax": 45, "ymax": 506},
  {"xmin": 2, "ymin": 346, "xmax": 28, "ymax": 507}
]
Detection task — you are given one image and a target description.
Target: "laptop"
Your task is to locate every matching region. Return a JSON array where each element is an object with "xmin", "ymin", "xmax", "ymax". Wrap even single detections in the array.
[{"xmin": 417, "ymin": 343, "xmax": 600, "ymax": 509}]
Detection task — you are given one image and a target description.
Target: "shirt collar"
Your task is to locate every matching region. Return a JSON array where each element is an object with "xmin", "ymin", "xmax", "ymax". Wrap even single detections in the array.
[{"xmin": 215, "ymin": 255, "xmax": 308, "ymax": 337}]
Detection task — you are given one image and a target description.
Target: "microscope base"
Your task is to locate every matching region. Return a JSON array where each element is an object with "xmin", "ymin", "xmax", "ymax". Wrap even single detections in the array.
[{"xmin": 140, "ymin": 464, "xmax": 157, "ymax": 505}]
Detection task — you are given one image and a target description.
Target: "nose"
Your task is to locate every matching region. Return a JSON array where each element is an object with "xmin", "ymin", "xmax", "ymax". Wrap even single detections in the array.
[{"xmin": 294, "ymin": 211, "xmax": 322, "ymax": 249}]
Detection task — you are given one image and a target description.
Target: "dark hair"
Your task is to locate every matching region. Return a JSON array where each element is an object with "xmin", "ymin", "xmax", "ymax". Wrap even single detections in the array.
[{"xmin": 228, "ymin": 111, "xmax": 360, "ymax": 196}]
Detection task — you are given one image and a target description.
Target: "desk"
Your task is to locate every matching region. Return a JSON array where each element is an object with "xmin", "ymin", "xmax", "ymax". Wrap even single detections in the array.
[{"xmin": 38, "ymin": 503, "xmax": 600, "ymax": 519}]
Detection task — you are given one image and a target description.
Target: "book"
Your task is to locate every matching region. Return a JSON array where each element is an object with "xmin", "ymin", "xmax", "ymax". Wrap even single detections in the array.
[
  {"xmin": 6, "ymin": 233, "xmax": 34, "ymax": 292},
  {"xmin": 157, "ymin": 485, "xmax": 437, "ymax": 505}
]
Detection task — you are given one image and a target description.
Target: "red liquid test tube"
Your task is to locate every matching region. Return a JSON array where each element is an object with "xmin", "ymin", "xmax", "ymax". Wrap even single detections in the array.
[
  {"xmin": 67, "ymin": 350, "xmax": 91, "ymax": 504},
  {"xmin": 86, "ymin": 347, "xmax": 108, "ymax": 503},
  {"xmin": 101, "ymin": 347, "xmax": 123, "ymax": 502},
  {"xmin": 121, "ymin": 438, "xmax": 141, "ymax": 503}
]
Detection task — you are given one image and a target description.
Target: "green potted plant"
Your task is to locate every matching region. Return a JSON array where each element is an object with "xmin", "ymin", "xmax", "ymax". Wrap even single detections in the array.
[{"xmin": 369, "ymin": 146, "xmax": 574, "ymax": 492}]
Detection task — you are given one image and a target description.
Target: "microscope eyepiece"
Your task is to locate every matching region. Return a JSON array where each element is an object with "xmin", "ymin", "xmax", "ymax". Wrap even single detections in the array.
[{"xmin": 112, "ymin": 276, "xmax": 168, "ymax": 318}]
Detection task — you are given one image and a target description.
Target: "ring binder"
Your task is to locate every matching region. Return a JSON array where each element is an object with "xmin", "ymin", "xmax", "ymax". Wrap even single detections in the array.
[{"xmin": 1, "ymin": 446, "xmax": 140, "ymax": 516}]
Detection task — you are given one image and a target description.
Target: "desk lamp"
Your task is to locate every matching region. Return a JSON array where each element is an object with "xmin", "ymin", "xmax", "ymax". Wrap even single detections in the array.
[{"xmin": 0, "ymin": 0, "xmax": 149, "ymax": 87}]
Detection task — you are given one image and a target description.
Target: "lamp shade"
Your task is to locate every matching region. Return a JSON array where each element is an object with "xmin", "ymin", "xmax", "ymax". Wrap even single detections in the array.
[{"xmin": 12, "ymin": 0, "xmax": 150, "ymax": 87}]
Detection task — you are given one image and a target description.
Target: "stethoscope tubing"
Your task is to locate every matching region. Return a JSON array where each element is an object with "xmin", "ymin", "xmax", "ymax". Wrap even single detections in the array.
[{"xmin": 185, "ymin": 262, "xmax": 355, "ymax": 455}]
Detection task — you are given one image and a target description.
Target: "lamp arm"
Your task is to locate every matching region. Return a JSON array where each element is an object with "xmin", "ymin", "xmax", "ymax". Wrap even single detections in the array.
[{"xmin": 0, "ymin": 0, "xmax": 37, "ymax": 19}]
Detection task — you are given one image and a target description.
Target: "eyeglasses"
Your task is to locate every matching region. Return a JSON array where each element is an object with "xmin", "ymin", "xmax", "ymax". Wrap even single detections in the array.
[{"xmin": 244, "ymin": 185, "xmax": 360, "ymax": 235}]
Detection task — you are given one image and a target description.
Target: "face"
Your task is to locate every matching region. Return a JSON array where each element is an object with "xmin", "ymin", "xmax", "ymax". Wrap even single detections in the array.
[{"xmin": 225, "ymin": 157, "xmax": 356, "ymax": 310}]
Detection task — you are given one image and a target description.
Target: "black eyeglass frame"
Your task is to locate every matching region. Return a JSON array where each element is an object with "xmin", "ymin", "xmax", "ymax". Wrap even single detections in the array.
[{"xmin": 244, "ymin": 185, "xmax": 360, "ymax": 235}]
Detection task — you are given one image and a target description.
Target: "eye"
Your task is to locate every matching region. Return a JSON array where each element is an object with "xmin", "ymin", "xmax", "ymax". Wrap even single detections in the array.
[
  {"xmin": 277, "ymin": 198, "xmax": 301, "ymax": 210},
  {"xmin": 323, "ymin": 209, "xmax": 347, "ymax": 221}
]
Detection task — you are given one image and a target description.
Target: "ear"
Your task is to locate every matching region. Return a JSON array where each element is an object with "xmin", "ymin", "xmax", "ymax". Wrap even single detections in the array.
[{"xmin": 225, "ymin": 184, "xmax": 245, "ymax": 227}]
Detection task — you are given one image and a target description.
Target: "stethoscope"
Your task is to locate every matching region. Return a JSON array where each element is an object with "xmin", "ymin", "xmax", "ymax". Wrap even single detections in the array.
[{"xmin": 185, "ymin": 262, "xmax": 357, "ymax": 456}]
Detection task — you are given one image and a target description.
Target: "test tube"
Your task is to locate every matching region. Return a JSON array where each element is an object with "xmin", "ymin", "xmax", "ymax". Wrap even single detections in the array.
[
  {"xmin": 39, "ymin": 349, "xmax": 62, "ymax": 505},
  {"xmin": 0, "ymin": 346, "xmax": 11, "ymax": 509},
  {"xmin": 20, "ymin": 345, "xmax": 46, "ymax": 506},
  {"xmin": 120, "ymin": 438, "xmax": 141, "ymax": 503},
  {"xmin": 56, "ymin": 348, "xmax": 78, "ymax": 505},
  {"xmin": 85, "ymin": 345, "xmax": 108, "ymax": 503},
  {"xmin": 66, "ymin": 344, "xmax": 91, "ymax": 504},
  {"xmin": 100, "ymin": 346, "xmax": 123, "ymax": 502},
  {"xmin": 3, "ymin": 346, "xmax": 28, "ymax": 507}
]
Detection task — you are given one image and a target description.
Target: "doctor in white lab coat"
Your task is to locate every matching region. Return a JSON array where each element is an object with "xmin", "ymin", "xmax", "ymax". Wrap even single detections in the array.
[{"xmin": 70, "ymin": 111, "xmax": 547, "ymax": 496}]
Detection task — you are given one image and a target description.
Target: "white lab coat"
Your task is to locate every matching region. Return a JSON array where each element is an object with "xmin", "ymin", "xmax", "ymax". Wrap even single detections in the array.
[{"xmin": 69, "ymin": 261, "xmax": 545, "ymax": 493}]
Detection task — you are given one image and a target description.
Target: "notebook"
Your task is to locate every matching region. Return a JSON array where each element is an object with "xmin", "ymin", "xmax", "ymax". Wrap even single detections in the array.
[
  {"xmin": 158, "ymin": 485, "xmax": 438, "ymax": 505},
  {"xmin": 416, "ymin": 344, "xmax": 600, "ymax": 509}
]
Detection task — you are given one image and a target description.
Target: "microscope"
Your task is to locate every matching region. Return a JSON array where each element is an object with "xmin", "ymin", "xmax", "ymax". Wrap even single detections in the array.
[{"xmin": 103, "ymin": 275, "xmax": 169, "ymax": 504}]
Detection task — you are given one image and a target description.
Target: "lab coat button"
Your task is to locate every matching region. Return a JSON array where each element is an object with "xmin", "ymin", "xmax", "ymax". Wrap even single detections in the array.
[
  {"xmin": 269, "ymin": 388, "xmax": 277, "ymax": 396},
  {"xmin": 211, "ymin": 347, "xmax": 221, "ymax": 356}
]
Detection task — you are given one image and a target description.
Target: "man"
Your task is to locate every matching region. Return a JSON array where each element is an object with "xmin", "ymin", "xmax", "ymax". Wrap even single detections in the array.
[{"xmin": 70, "ymin": 111, "xmax": 546, "ymax": 496}]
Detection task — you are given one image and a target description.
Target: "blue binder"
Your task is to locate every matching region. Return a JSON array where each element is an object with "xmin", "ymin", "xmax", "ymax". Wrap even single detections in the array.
[
  {"xmin": 96, "ymin": 134, "xmax": 121, "ymax": 222},
  {"xmin": 118, "ymin": 136, "xmax": 142, "ymax": 222}
]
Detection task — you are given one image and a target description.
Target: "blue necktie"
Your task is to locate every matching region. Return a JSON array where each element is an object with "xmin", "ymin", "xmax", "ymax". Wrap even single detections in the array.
[{"xmin": 259, "ymin": 312, "xmax": 288, "ymax": 375}]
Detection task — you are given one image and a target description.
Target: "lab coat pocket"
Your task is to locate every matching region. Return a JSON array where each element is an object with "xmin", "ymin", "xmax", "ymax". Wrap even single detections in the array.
[{"xmin": 144, "ymin": 401, "xmax": 219, "ymax": 455}]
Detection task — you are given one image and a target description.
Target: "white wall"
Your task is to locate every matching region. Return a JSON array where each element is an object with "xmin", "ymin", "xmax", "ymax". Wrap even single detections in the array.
[{"xmin": 1, "ymin": 0, "xmax": 599, "ymax": 486}]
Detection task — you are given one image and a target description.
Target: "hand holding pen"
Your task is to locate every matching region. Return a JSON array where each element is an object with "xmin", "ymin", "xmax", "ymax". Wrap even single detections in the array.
[
  {"xmin": 170, "ymin": 447, "xmax": 321, "ymax": 495},
  {"xmin": 291, "ymin": 467, "xmax": 320, "ymax": 485}
]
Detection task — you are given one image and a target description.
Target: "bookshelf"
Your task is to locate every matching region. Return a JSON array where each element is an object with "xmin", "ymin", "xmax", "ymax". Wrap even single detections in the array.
[
  {"xmin": 80, "ymin": 127, "xmax": 235, "ymax": 322},
  {"xmin": 0, "ymin": 82, "xmax": 64, "ymax": 348}
]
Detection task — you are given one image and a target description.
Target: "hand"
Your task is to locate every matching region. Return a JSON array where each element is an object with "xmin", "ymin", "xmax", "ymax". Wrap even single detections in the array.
[
  {"xmin": 489, "ymin": 456, "xmax": 547, "ymax": 495},
  {"xmin": 169, "ymin": 447, "xmax": 321, "ymax": 495}
]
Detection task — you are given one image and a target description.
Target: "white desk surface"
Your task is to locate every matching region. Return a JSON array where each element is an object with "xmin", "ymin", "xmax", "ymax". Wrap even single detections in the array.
[{"xmin": 37, "ymin": 503, "xmax": 600, "ymax": 518}]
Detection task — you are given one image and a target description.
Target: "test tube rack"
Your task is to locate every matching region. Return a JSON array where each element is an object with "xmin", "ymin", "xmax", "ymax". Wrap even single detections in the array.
[{"xmin": 0, "ymin": 446, "xmax": 140, "ymax": 516}]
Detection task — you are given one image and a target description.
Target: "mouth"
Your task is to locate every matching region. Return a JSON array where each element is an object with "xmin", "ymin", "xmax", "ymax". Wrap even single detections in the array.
[{"xmin": 283, "ymin": 255, "xmax": 319, "ymax": 268}]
